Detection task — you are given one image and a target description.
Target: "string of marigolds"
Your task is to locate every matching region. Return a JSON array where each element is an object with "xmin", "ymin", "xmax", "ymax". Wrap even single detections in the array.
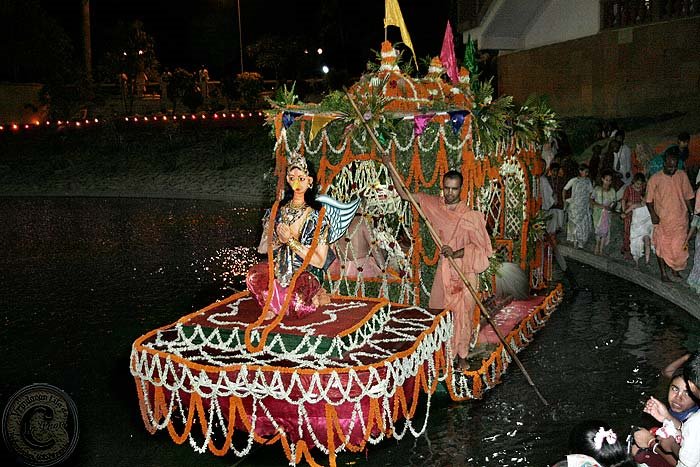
[{"xmin": 0, "ymin": 110, "xmax": 264, "ymax": 134}]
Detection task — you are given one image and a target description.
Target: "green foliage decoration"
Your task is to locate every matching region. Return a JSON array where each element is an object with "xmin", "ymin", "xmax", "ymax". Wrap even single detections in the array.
[
  {"xmin": 470, "ymin": 79, "xmax": 512, "ymax": 160},
  {"xmin": 526, "ymin": 209, "xmax": 550, "ymax": 264},
  {"xmin": 480, "ymin": 247, "xmax": 506, "ymax": 294},
  {"xmin": 318, "ymin": 90, "xmax": 353, "ymax": 114},
  {"xmin": 268, "ymin": 82, "xmax": 300, "ymax": 108}
]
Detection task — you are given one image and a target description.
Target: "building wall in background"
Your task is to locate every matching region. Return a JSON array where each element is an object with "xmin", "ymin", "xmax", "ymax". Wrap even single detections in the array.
[{"xmin": 498, "ymin": 16, "xmax": 700, "ymax": 117}]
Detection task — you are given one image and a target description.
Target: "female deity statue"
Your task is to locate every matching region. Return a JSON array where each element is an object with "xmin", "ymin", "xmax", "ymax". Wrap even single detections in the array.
[{"xmin": 247, "ymin": 154, "xmax": 348, "ymax": 319}]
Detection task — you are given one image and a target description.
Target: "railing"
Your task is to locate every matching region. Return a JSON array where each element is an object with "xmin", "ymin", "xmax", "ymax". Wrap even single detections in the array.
[{"xmin": 601, "ymin": 0, "xmax": 698, "ymax": 29}]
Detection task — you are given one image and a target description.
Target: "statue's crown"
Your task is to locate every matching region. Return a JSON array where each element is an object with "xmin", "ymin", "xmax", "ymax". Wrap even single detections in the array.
[{"xmin": 287, "ymin": 152, "xmax": 308, "ymax": 175}]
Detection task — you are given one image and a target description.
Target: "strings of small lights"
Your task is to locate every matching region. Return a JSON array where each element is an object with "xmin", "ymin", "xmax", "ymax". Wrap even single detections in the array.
[{"xmin": 0, "ymin": 111, "xmax": 264, "ymax": 134}]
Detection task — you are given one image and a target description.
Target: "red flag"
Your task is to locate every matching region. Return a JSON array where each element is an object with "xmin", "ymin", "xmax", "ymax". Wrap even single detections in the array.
[{"xmin": 440, "ymin": 20, "xmax": 458, "ymax": 83}]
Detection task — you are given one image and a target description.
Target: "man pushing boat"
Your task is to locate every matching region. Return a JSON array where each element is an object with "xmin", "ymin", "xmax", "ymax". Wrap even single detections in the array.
[{"xmin": 382, "ymin": 153, "xmax": 493, "ymax": 370}]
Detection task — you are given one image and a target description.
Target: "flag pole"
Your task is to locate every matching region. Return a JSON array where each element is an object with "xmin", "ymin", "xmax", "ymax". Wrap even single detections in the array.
[{"xmin": 343, "ymin": 88, "xmax": 549, "ymax": 406}]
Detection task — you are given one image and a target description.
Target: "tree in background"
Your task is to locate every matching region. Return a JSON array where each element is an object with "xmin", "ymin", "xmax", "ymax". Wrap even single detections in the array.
[
  {"xmin": 183, "ymin": 5, "xmax": 237, "ymax": 77},
  {"xmin": 96, "ymin": 20, "xmax": 159, "ymax": 113},
  {"xmin": 166, "ymin": 68, "xmax": 198, "ymax": 114},
  {"xmin": 0, "ymin": 0, "xmax": 75, "ymax": 83},
  {"xmin": 0, "ymin": 0, "xmax": 88, "ymax": 119},
  {"xmin": 235, "ymin": 72, "xmax": 263, "ymax": 109},
  {"xmin": 245, "ymin": 35, "xmax": 302, "ymax": 81}
]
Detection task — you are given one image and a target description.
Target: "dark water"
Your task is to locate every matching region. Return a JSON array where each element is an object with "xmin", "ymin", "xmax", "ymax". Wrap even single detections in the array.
[{"xmin": 1, "ymin": 198, "xmax": 698, "ymax": 467}]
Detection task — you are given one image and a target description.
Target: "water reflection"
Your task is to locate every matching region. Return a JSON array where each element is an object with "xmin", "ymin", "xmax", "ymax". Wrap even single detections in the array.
[{"xmin": 0, "ymin": 198, "xmax": 698, "ymax": 466}]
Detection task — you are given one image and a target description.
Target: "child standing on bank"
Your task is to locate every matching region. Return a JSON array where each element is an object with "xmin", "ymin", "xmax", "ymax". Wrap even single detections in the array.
[
  {"xmin": 625, "ymin": 173, "xmax": 653, "ymax": 267},
  {"xmin": 621, "ymin": 172, "xmax": 646, "ymax": 261}
]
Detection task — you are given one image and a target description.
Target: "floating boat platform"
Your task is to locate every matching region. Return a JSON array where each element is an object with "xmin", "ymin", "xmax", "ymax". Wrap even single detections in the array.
[{"xmin": 130, "ymin": 284, "xmax": 563, "ymax": 466}]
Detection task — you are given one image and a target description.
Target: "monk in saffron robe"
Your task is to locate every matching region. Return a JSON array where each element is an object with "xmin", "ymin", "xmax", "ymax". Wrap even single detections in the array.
[
  {"xmin": 384, "ymin": 159, "xmax": 493, "ymax": 370},
  {"xmin": 646, "ymin": 149, "xmax": 694, "ymax": 282}
]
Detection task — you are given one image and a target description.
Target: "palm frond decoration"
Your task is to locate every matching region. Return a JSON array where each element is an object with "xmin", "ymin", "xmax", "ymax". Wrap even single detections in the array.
[
  {"xmin": 266, "ymin": 82, "xmax": 300, "ymax": 109},
  {"xmin": 526, "ymin": 209, "xmax": 551, "ymax": 262},
  {"xmin": 318, "ymin": 90, "xmax": 353, "ymax": 115},
  {"xmin": 263, "ymin": 82, "xmax": 302, "ymax": 126},
  {"xmin": 383, "ymin": 44, "xmax": 415, "ymax": 75},
  {"xmin": 341, "ymin": 75, "xmax": 396, "ymax": 148},
  {"xmin": 470, "ymin": 80, "xmax": 559, "ymax": 158},
  {"xmin": 365, "ymin": 49, "xmax": 382, "ymax": 73},
  {"xmin": 479, "ymin": 247, "xmax": 505, "ymax": 293},
  {"xmin": 470, "ymin": 78, "xmax": 513, "ymax": 157},
  {"xmin": 512, "ymin": 94, "xmax": 559, "ymax": 149}
]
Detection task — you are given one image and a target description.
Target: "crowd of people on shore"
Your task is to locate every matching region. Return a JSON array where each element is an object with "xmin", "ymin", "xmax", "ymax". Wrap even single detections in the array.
[
  {"xmin": 553, "ymin": 352, "xmax": 700, "ymax": 467},
  {"xmin": 540, "ymin": 130, "xmax": 700, "ymax": 292},
  {"xmin": 542, "ymin": 129, "xmax": 700, "ymax": 466}
]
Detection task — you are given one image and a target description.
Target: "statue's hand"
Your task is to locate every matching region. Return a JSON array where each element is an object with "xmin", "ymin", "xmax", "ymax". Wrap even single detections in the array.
[{"xmin": 277, "ymin": 223, "xmax": 292, "ymax": 244}]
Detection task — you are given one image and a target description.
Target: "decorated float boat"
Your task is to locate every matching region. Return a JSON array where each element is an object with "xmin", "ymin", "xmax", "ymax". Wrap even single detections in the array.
[{"xmin": 130, "ymin": 39, "xmax": 563, "ymax": 466}]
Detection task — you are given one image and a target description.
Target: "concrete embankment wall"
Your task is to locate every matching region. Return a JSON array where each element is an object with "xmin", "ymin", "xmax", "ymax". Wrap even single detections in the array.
[{"xmin": 560, "ymin": 245, "xmax": 699, "ymax": 319}]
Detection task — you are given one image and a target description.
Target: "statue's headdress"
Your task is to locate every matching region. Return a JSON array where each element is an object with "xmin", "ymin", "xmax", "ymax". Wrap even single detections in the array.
[{"xmin": 287, "ymin": 152, "xmax": 309, "ymax": 175}]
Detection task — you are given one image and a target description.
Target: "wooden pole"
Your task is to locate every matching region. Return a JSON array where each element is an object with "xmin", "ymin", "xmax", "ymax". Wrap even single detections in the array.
[
  {"xmin": 237, "ymin": 0, "xmax": 244, "ymax": 73},
  {"xmin": 81, "ymin": 0, "xmax": 92, "ymax": 82},
  {"xmin": 343, "ymin": 89, "xmax": 549, "ymax": 406}
]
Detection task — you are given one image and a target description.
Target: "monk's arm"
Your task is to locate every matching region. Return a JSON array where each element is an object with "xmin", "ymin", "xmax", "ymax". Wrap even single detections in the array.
[
  {"xmin": 441, "ymin": 246, "xmax": 464, "ymax": 259},
  {"xmin": 646, "ymin": 201, "xmax": 660, "ymax": 224}
]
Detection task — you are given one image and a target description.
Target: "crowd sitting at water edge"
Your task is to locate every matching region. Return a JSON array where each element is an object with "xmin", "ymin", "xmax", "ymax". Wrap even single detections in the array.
[
  {"xmin": 540, "ymin": 129, "xmax": 700, "ymax": 292},
  {"xmin": 553, "ymin": 352, "xmax": 700, "ymax": 466}
]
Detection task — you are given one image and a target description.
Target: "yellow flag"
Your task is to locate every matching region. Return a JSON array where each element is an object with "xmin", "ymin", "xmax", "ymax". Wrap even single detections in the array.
[
  {"xmin": 309, "ymin": 115, "xmax": 337, "ymax": 141},
  {"xmin": 384, "ymin": 0, "xmax": 417, "ymax": 66}
]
